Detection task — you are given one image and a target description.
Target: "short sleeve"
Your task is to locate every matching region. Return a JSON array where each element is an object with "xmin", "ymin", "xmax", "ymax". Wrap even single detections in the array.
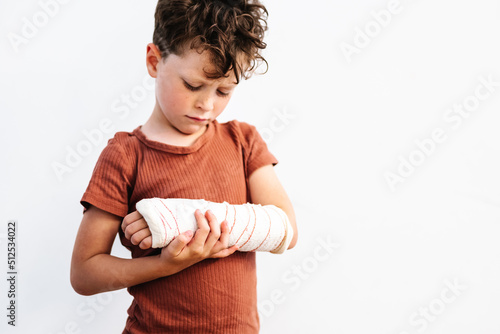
[
  {"xmin": 80, "ymin": 136, "xmax": 135, "ymax": 218},
  {"xmin": 237, "ymin": 121, "xmax": 279, "ymax": 177}
]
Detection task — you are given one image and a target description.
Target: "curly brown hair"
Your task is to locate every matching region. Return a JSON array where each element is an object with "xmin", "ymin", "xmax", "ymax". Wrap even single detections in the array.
[{"xmin": 152, "ymin": 0, "xmax": 268, "ymax": 83}]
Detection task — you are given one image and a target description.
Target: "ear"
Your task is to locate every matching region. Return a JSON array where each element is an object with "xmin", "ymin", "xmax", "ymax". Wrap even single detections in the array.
[{"xmin": 146, "ymin": 43, "xmax": 163, "ymax": 78}]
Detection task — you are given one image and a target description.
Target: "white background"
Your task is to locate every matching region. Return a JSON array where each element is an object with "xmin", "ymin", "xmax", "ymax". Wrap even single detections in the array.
[{"xmin": 1, "ymin": 0, "xmax": 500, "ymax": 333}]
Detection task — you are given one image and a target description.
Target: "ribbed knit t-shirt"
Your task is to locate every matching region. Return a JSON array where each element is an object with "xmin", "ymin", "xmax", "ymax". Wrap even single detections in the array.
[{"xmin": 80, "ymin": 119, "xmax": 278, "ymax": 333}]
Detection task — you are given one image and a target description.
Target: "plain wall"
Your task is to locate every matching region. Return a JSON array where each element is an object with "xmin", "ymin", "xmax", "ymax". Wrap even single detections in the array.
[{"xmin": 1, "ymin": 0, "xmax": 500, "ymax": 333}]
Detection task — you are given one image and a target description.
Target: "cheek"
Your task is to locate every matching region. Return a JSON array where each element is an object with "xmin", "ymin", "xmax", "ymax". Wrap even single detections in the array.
[
  {"xmin": 157, "ymin": 81, "xmax": 190, "ymax": 113},
  {"xmin": 215, "ymin": 97, "xmax": 231, "ymax": 113}
]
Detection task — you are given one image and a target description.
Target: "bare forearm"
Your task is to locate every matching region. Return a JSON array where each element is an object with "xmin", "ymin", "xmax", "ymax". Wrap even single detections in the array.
[
  {"xmin": 71, "ymin": 205, "xmax": 231, "ymax": 296},
  {"xmin": 71, "ymin": 253, "xmax": 185, "ymax": 296},
  {"xmin": 278, "ymin": 203, "xmax": 298, "ymax": 249}
]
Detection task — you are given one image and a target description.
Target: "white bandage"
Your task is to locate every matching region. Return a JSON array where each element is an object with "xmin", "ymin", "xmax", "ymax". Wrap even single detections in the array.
[{"xmin": 135, "ymin": 198, "xmax": 294, "ymax": 254}]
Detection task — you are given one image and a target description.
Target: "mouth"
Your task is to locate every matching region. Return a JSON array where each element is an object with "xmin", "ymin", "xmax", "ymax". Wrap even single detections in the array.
[{"xmin": 187, "ymin": 116, "xmax": 208, "ymax": 122}]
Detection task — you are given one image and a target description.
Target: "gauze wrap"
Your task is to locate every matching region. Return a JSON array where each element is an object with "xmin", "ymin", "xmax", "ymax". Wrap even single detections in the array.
[{"xmin": 135, "ymin": 198, "xmax": 293, "ymax": 254}]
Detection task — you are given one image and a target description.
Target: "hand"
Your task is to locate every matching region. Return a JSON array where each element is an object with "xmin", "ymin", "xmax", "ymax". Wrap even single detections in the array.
[
  {"xmin": 122, "ymin": 211, "xmax": 153, "ymax": 249},
  {"xmin": 159, "ymin": 209, "xmax": 239, "ymax": 272}
]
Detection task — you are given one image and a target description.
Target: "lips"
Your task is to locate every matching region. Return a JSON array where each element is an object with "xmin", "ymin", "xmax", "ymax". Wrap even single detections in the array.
[{"xmin": 187, "ymin": 116, "xmax": 208, "ymax": 122}]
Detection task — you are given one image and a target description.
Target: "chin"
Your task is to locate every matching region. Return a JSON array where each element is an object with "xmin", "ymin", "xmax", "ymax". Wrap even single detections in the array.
[{"xmin": 177, "ymin": 123, "xmax": 206, "ymax": 136}]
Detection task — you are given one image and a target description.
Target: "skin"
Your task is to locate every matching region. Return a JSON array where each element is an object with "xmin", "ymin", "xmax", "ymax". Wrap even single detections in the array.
[
  {"xmin": 123, "ymin": 164, "xmax": 298, "ymax": 251},
  {"xmin": 140, "ymin": 43, "xmax": 238, "ymax": 147},
  {"xmin": 70, "ymin": 43, "xmax": 298, "ymax": 296}
]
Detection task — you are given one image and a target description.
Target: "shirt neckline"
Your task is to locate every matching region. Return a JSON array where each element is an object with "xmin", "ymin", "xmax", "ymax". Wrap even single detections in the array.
[{"xmin": 132, "ymin": 120, "xmax": 217, "ymax": 154}]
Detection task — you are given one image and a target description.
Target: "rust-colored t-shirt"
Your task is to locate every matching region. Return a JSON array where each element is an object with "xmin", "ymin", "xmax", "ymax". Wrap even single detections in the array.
[{"xmin": 80, "ymin": 119, "xmax": 278, "ymax": 333}]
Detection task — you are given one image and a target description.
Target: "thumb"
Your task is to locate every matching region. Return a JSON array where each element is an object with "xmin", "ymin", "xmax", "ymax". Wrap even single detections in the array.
[{"xmin": 166, "ymin": 230, "xmax": 193, "ymax": 257}]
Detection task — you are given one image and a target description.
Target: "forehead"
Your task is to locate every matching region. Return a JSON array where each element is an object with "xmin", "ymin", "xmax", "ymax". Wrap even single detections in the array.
[{"xmin": 164, "ymin": 48, "xmax": 238, "ymax": 85}]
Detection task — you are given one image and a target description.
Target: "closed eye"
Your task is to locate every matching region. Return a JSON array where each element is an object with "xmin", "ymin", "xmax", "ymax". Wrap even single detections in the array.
[
  {"xmin": 183, "ymin": 81, "xmax": 201, "ymax": 91},
  {"xmin": 183, "ymin": 79, "xmax": 232, "ymax": 97},
  {"xmin": 217, "ymin": 90, "xmax": 230, "ymax": 97}
]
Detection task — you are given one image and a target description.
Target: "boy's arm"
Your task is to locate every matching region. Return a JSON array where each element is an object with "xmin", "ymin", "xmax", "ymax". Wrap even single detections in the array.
[
  {"xmin": 248, "ymin": 164, "xmax": 298, "ymax": 249},
  {"xmin": 70, "ymin": 205, "xmax": 237, "ymax": 296},
  {"xmin": 71, "ymin": 206, "xmax": 168, "ymax": 295},
  {"xmin": 122, "ymin": 165, "xmax": 298, "ymax": 251}
]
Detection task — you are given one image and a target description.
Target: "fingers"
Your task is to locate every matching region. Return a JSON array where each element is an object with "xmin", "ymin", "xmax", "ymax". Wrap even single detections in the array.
[
  {"xmin": 122, "ymin": 211, "xmax": 148, "ymax": 239},
  {"xmin": 139, "ymin": 236, "xmax": 153, "ymax": 250},
  {"xmin": 121, "ymin": 211, "xmax": 143, "ymax": 231},
  {"xmin": 183, "ymin": 209, "xmax": 235, "ymax": 259},
  {"xmin": 166, "ymin": 230, "xmax": 194, "ymax": 257},
  {"xmin": 204, "ymin": 210, "xmax": 221, "ymax": 248},
  {"xmin": 218, "ymin": 220, "xmax": 230, "ymax": 247},
  {"xmin": 130, "ymin": 228, "xmax": 152, "ymax": 247},
  {"xmin": 209, "ymin": 220, "xmax": 235, "ymax": 257},
  {"xmin": 210, "ymin": 245, "xmax": 239, "ymax": 258},
  {"xmin": 190, "ymin": 209, "xmax": 212, "ymax": 246}
]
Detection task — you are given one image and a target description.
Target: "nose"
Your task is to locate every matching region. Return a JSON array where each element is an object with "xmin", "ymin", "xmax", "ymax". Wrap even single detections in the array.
[{"xmin": 195, "ymin": 91, "xmax": 214, "ymax": 112}]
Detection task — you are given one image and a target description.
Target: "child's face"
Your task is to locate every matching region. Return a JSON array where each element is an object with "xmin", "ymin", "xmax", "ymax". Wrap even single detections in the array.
[{"xmin": 147, "ymin": 44, "xmax": 238, "ymax": 137}]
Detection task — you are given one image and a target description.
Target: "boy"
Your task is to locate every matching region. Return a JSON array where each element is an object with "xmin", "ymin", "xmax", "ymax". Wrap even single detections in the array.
[{"xmin": 70, "ymin": 0, "xmax": 298, "ymax": 333}]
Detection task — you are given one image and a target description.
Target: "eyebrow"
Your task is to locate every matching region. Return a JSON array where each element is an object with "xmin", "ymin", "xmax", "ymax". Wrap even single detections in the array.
[
  {"xmin": 186, "ymin": 77, "xmax": 238, "ymax": 89},
  {"xmin": 183, "ymin": 71, "xmax": 238, "ymax": 85}
]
